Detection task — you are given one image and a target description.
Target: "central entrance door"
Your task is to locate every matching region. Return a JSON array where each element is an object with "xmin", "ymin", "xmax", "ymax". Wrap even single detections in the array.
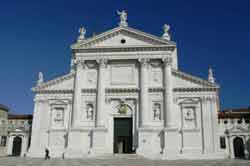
[{"xmin": 114, "ymin": 118, "xmax": 133, "ymax": 153}]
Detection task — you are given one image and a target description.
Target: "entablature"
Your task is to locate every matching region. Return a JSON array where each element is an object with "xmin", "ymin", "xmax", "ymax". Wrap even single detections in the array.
[{"xmin": 73, "ymin": 50, "xmax": 173, "ymax": 61}]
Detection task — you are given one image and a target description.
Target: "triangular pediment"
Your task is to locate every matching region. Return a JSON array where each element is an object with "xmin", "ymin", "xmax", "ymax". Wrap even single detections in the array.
[
  {"xmin": 71, "ymin": 26, "xmax": 176, "ymax": 49},
  {"xmin": 172, "ymin": 69, "xmax": 219, "ymax": 89},
  {"xmin": 228, "ymin": 125, "xmax": 250, "ymax": 133},
  {"xmin": 32, "ymin": 73, "xmax": 74, "ymax": 92}
]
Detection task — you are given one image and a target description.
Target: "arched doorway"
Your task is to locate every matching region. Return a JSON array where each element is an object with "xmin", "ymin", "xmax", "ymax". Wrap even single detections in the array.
[
  {"xmin": 12, "ymin": 136, "xmax": 22, "ymax": 156},
  {"xmin": 233, "ymin": 137, "xmax": 245, "ymax": 158}
]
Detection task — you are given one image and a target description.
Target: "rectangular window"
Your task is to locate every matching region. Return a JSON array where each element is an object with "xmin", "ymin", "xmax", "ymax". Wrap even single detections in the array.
[{"xmin": 220, "ymin": 136, "xmax": 226, "ymax": 149}]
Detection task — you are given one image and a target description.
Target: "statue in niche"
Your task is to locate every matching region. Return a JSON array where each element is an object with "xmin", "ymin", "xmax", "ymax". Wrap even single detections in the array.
[
  {"xmin": 184, "ymin": 107, "xmax": 195, "ymax": 120},
  {"xmin": 54, "ymin": 108, "xmax": 64, "ymax": 121},
  {"xmin": 153, "ymin": 103, "xmax": 161, "ymax": 120},
  {"xmin": 86, "ymin": 103, "xmax": 94, "ymax": 120}
]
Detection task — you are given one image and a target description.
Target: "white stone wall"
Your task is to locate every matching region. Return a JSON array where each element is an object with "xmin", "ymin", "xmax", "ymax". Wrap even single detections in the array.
[{"xmin": 28, "ymin": 24, "xmax": 224, "ymax": 159}]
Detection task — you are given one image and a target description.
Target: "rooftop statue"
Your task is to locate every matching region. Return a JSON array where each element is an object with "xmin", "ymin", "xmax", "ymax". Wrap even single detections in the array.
[
  {"xmin": 162, "ymin": 24, "xmax": 171, "ymax": 40},
  {"xmin": 77, "ymin": 26, "xmax": 86, "ymax": 42},
  {"xmin": 37, "ymin": 72, "xmax": 44, "ymax": 85},
  {"xmin": 208, "ymin": 67, "xmax": 215, "ymax": 83},
  {"xmin": 117, "ymin": 10, "xmax": 128, "ymax": 27}
]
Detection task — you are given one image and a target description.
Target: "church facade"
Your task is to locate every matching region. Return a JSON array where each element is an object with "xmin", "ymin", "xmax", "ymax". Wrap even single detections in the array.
[{"xmin": 28, "ymin": 12, "xmax": 226, "ymax": 159}]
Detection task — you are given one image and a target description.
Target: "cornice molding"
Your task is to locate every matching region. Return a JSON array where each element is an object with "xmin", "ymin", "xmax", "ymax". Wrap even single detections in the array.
[
  {"xmin": 32, "ymin": 73, "xmax": 74, "ymax": 92},
  {"xmin": 172, "ymin": 69, "xmax": 219, "ymax": 88},
  {"xmin": 72, "ymin": 45, "xmax": 175, "ymax": 53},
  {"xmin": 106, "ymin": 88, "xmax": 139, "ymax": 93},
  {"xmin": 35, "ymin": 90, "xmax": 73, "ymax": 94}
]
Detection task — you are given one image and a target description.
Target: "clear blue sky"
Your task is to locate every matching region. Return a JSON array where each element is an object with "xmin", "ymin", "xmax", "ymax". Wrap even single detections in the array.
[{"xmin": 0, "ymin": 0, "xmax": 250, "ymax": 114}]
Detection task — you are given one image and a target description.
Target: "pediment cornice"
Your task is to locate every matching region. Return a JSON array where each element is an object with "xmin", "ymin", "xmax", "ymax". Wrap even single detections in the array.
[
  {"xmin": 227, "ymin": 125, "xmax": 250, "ymax": 133},
  {"xmin": 172, "ymin": 69, "xmax": 219, "ymax": 89},
  {"xmin": 71, "ymin": 26, "xmax": 176, "ymax": 50},
  {"xmin": 32, "ymin": 72, "xmax": 74, "ymax": 92},
  {"xmin": 72, "ymin": 45, "xmax": 175, "ymax": 53}
]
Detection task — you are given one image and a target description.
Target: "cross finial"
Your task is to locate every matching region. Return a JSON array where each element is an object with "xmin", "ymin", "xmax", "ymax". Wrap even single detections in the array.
[
  {"xmin": 208, "ymin": 67, "xmax": 215, "ymax": 83},
  {"xmin": 117, "ymin": 10, "xmax": 128, "ymax": 27},
  {"xmin": 162, "ymin": 24, "xmax": 171, "ymax": 40},
  {"xmin": 77, "ymin": 26, "xmax": 86, "ymax": 42}
]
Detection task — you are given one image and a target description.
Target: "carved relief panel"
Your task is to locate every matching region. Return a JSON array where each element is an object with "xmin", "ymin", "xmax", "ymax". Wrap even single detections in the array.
[
  {"xmin": 110, "ymin": 64, "xmax": 135, "ymax": 85},
  {"xmin": 107, "ymin": 60, "xmax": 139, "ymax": 88},
  {"xmin": 84, "ymin": 61, "xmax": 98, "ymax": 87},
  {"xmin": 150, "ymin": 60, "xmax": 163, "ymax": 87},
  {"xmin": 86, "ymin": 71, "xmax": 97, "ymax": 84},
  {"xmin": 182, "ymin": 106, "xmax": 196, "ymax": 129},
  {"xmin": 109, "ymin": 99, "xmax": 134, "ymax": 116},
  {"xmin": 49, "ymin": 100, "xmax": 70, "ymax": 130},
  {"xmin": 178, "ymin": 98, "xmax": 200, "ymax": 130},
  {"xmin": 52, "ymin": 107, "xmax": 65, "ymax": 128}
]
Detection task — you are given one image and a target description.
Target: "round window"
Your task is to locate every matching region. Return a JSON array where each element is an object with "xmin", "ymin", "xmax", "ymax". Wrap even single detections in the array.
[{"xmin": 121, "ymin": 39, "xmax": 126, "ymax": 44}]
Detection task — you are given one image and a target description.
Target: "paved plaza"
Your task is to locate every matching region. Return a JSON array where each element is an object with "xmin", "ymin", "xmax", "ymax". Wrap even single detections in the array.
[{"xmin": 0, "ymin": 156, "xmax": 250, "ymax": 166}]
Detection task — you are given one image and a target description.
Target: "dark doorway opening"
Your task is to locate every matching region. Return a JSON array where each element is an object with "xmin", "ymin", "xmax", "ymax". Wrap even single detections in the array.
[
  {"xmin": 12, "ymin": 136, "xmax": 22, "ymax": 156},
  {"xmin": 114, "ymin": 118, "xmax": 133, "ymax": 153},
  {"xmin": 233, "ymin": 137, "xmax": 245, "ymax": 158}
]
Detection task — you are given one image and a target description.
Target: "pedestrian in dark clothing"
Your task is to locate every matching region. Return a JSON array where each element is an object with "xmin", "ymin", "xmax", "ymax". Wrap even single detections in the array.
[{"xmin": 45, "ymin": 148, "xmax": 50, "ymax": 160}]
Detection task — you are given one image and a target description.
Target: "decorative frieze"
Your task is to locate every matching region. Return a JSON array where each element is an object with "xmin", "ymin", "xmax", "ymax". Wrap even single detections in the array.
[
  {"xmin": 82, "ymin": 88, "xmax": 97, "ymax": 93},
  {"xmin": 106, "ymin": 88, "xmax": 139, "ymax": 93},
  {"xmin": 174, "ymin": 87, "xmax": 218, "ymax": 92}
]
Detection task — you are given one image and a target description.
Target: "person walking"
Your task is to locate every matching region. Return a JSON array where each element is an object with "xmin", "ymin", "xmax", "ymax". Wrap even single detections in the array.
[{"xmin": 45, "ymin": 148, "xmax": 50, "ymax": 160}]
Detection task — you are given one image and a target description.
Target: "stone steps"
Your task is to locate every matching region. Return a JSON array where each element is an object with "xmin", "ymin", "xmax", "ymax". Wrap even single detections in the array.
[{"xmin": 95, "ymin": 154, "xmax": 145, "ymax": 160}]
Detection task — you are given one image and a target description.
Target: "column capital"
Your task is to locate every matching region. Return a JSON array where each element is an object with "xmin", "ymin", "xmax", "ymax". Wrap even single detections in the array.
[
  {"xmin": 96, "ymin": 58, "xmax": 108, "ymax": 68},
  {"xmin": 138, "ymin": 58, "xmax": 150, "ymax": 67},
  {"xmin": 74, "ymin": 59, "xmax": 85, "ymax": 69},
  {"xmin": 162, "ymin": 57, "xmax": 172, "ymax": 67}
]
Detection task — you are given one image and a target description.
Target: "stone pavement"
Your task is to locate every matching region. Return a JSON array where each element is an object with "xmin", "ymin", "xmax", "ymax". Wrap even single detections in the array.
[{"xmin": 0, "ymin": 156, "xmax": 250, "ymax": 166}]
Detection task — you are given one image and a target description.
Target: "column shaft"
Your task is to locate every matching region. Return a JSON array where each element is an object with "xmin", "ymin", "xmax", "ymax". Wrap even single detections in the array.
[
  {"xmin": 163, "ymin": 57, "xmax": 175, "ymax": 128},
  {"xmin": 96, "ymin": 59, "xmax": 107, "ymax": 127},
  {"xmin": 139, "ymin": 58, "xmax": 149, "ymax": 127},
  {"xmin": 72, "ymin": 61, "xmax": 83, "ymax": 127}
]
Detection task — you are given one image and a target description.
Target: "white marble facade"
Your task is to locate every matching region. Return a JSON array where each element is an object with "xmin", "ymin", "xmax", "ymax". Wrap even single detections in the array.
[{"xmin": 28, "ymin": 12, "xmax": 225, "ymax": 159}]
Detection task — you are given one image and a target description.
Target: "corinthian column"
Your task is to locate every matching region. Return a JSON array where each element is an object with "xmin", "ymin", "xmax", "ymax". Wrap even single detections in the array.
[
  {"xmin": 72, "ymin": 60, "xmax": 84, "ymax": 127},
  {"xmin": 96, "ymin": 58, "xmax": 107, "ymax": 127},
  {"xmin": 139, "ymin": 58, "xmax": 149, "ymax": 127},
  {"xmin": 163, "ymin": 57, "xmax": 175, "ymax": 128}
]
